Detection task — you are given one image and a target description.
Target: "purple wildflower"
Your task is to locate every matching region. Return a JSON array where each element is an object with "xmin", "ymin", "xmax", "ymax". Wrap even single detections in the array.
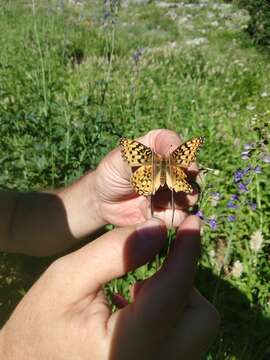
[
  {"xmin": 195, "ymin": 210, "xmax": 204, "ymax": 219},
  {"xmin": 132, "ymin": 48, "xmax": 144, "ymax": 64},
  {"xmin": 262, "ymin": 154, "xmax": 270, "ymax": 163},
  {"xmin": 249, "ymin": 202, "xmax": 257, "ymax": 211},
  {"xmin": 210, "ymin": 192, "xmax": 221, "ymax": 200},
  {"xmin": 242, "ymin": 166, "xmax": 251, "ymax": 174},
  {"xmin": 244, "ymin": 143, "xmax": 252, "ymax": 150},
  {"xmin": 227, "ymin": 200, "xmax": 238, "ymax": 209},
  {"xmin": 231, "ymin": 194, "xmax": 239, "ymax": 201},
  {"xmin": 227, "ymin": 215, "xmax": 236, "ymax": 222},
  {"xmin": 104, "ymin": 10, "xmax": 111, "ymax": 19},
  {"xmin": 241, "ymin": 150, "xmax": 250, "ymax": 160},
  {"xmin": 253, "ymin": 165, "xmax": 262, "ymax": 174},
  {"xmin": 234, "ymin": 170, "xmax": 244, "ymax": 183},
  {"xmin": 238, "ymin": 182, "xmax": 248, "ymax": 193},
  {"xmin": 206, "ymin": 217, "xmax": 217, "ymax": 230}
]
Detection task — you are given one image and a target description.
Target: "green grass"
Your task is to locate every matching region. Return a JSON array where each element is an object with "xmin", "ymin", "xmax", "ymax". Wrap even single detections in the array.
[{"xmin": 0, "ymin": 0, "xmax": 269, "ymax": 359}]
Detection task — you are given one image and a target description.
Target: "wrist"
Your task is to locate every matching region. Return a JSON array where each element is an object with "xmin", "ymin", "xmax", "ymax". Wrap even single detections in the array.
[
  {"xmin": 0, "ymin": 328, "xmax": 9, "ymax": 360},
  {"xmin": 85, "ymin": 169, "xmax": 107, "ymax": 228},
  {"xmin": 58, "ymin": 170, "xmax": 106, "ymax": 239},
  {"xmin": 0, "ymin": 331, "xmax": 3, "ymax": 359}
]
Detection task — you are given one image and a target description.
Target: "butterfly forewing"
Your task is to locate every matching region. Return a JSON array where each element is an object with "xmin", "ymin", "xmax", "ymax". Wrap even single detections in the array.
[
  {"xmin": 171, "ymin": 137, "xmax": 203, "ymax": 167},
  {"xmin": 120, "ymin": 138, "xmax": 153, "ymax": 166},
  {"xmin": 131, "ymin": 166, "xmax": 152, "ymax": 196}
]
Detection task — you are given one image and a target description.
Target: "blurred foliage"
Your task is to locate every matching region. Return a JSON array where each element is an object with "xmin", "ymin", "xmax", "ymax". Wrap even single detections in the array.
[{"xmin": 235, "ymin": 0, "xmax": 270, "ymax": 46}]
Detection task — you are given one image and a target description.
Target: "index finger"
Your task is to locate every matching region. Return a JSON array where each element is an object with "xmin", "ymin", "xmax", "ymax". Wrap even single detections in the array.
[{"xmin": 131, "ymin": 215, "xmax": 201, "ymax": 330}]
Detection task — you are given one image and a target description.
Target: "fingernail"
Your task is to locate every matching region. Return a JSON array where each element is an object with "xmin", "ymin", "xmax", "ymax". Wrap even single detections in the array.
[{"xmin": 136, "ymin": 218, "xmax": 165, "ymax": 242}]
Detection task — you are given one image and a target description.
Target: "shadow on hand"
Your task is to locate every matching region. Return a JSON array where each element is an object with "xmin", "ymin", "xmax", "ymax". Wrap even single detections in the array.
[
  {"xmin": 149, "ymin": 169, "xmax": 200, "ymax": 213},
  {"xmin": 0, "ymin": 191, "xmax": 107, "ymax": 327},
  {"xmin": 109, "ymin": 226, "xmax": 270, "ymax": 360},
  {"xmin": 0, "ymin": 211, "xmax": 269, "ymax": 360}
]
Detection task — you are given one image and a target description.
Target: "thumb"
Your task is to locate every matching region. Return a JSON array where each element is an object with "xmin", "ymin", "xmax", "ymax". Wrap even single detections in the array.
[
  {"xmin": 138, "ymin": 128, "xmax": 182, "ymax": 155},
  {"xmin": 55, "ymin": 218, "xmax": 167, "ymax": 303},
  {"xmin": 101, "ymin": 129, "xmax": 182, "ymax": 182}
]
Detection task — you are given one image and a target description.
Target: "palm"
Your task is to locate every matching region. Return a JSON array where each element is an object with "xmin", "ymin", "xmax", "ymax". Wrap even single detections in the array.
[{"xmin": 95, "ymin": 129, "xmax": 199, "ymax": 227}]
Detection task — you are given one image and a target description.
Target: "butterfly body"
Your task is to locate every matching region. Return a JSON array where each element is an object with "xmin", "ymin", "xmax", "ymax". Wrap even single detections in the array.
[
  {"xmin": 120, "ymin": 136, "xmax": 203, "ymax": 196},
  {"xmin": 154, "ymin": 154, "xmax": 166, "ymax": 187}
]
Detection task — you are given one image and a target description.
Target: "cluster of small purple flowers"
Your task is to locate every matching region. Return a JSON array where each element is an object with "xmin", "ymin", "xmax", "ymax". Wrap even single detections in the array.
[
  {"xmin": 196, "ymin": 138, "xmax": 269, "ymax": 230},
  {"xmin": 234, "ymin": 165, "xmax": 255, "ymax": 193},
  {"xmin": 241, "ymin": 142, "xmax": 270, "ymax": 163},
  {"xmin": 227, "ymin": 138, "xmax": 269, "ymax": 222},
  {"xmin": 103, "ymin": 0, "xmax": 120, "ymax": 23},
  {"xmin": 195, "ymin": 207, "xmax": 217, "ymax": 230},
  {"xmin": 132, "ymin": 48, "xmax": 145, "ymax": 65},
  {"xmin": 195, "ymin": 212, "xmax": 217, "ymax": 230}
]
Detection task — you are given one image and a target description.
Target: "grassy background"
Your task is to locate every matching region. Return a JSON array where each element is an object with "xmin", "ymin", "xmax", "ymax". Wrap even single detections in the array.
[{"xmin": 0, "ymin": 0, "xmax": 269, "ymax": 358}]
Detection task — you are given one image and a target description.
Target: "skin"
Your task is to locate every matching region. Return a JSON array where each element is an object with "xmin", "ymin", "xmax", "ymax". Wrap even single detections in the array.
[{"xmin": 0, "ymin": 129, "xmax": 220, "ymax": 359}]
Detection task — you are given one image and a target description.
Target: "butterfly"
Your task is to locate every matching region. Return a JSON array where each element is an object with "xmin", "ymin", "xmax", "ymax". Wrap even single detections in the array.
[{"xmin": 120, "ymin": 136, "xmax": 203, "ymax": 196}]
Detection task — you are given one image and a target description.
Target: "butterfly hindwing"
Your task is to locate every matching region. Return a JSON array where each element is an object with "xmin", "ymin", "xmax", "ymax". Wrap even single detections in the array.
[
  {"xmin": 131, "ymin": 165, "xmax": 154, "ymax": 196},
  {"xmin": 167, "ymin": 165, "xmax": 193, "ymax": 193},
  {"xmin": 131, "ymin": 165, "xmax": 162, "ymax": 196},
  {"xmin": 120, "ymin": 138, "xmax": 153, "ymax": 167},
  {"xmin": 171, "ymin": 137, "xmax": 203, "ymax": 167}
]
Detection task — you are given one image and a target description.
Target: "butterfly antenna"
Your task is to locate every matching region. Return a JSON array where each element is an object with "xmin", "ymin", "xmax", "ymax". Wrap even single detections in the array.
[
  {"xmin": 151, "ymin": 146, "xmax": 155, "ymax": 218},
  {"xmin": 168, "ymin": 144, "xmax": 175, "ymax": 228}
]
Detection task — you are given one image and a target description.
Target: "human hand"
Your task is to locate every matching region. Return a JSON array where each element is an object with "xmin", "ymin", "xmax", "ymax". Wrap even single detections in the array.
[
  {"xmin": 95, "ymin": 129, "xmax": 200, "ymax": 228},
  {"xmin": 0, "ymin": 216, "xmax": 219, "ymax": 360}
]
